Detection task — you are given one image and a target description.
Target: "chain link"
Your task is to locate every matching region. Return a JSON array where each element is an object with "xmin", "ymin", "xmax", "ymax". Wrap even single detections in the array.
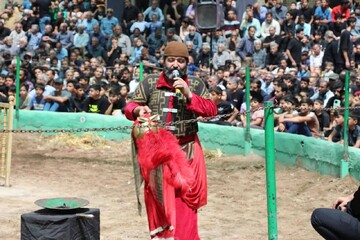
[{"xmin": 1, "ymin": 104, "xmax": 359, "ymax": 134}]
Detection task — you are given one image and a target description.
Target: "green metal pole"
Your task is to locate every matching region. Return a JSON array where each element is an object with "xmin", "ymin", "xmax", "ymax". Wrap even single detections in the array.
[
  {"xmin": 341, "ymin": 71, "xmax": 350, "ymax": 178},
  {"xmin": 15, "ymin": 55, "xmax": 20, "ymax": 128},
  {"xmin": 244, "ymin": 67, "xmax": 251, "ymax": 155},
  {"xmin": 264, "ymin": 101, "xmax": 278, "ymax": 240},
  {"xmin": 139, "ymin": 61, "xmax": 144, "ymax": 81}
]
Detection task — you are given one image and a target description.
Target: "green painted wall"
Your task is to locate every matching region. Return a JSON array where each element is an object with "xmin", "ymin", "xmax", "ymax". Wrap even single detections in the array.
[{"xmin": 11, "ymin": 111, "xmax": 360, "ymax": 179}]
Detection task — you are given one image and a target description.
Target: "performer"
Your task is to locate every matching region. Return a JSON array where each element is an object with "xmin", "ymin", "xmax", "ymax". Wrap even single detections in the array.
[{"xmin": 125, "ymin": 41, "xmax": 217, "ymax": 239}]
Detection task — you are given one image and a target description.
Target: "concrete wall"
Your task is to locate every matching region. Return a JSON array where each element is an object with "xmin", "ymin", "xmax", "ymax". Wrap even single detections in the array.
[{"xmin": 11, "ymin": 111, "xmax": 360, "ymax": 180}]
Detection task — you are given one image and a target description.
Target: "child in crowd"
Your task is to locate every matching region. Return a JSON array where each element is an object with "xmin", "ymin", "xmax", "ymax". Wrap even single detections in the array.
[
  {"xmin": 105, "ymin": 88, "xmax": 126, "ymax": 116},
  {"xmin": 29, "ymin": 83, "xmax": 46, "ymax": 110},
  {"xmin": 69, "ymin": 82, "xmax": 86, "ymax": 112},
  {"xmin": 240, "ymin": 97, "xmax": 264, "ymax": 128},
  {"xmin": 278, "ymin": 98, "xmax": 320, "ymax": 137},
  {"xmin": 206, "ymin": 86, "xmax": 238, "ymax": 126},
  {"xmin": 313, "ymin": 99, "xmax": 330, "ymax": 136},
  {"xmin": 327, "ymin": 112, "xmax": 360, "ymax": 148},
  {"xmin": 119, "ymin": 85, "xmax": 129, "ymax": 100},
  {"xmin": 19, "ymin": 84, "xmax": 31, "ymax": 109},
  {"xmin": 82, "ymin": 84, "xmax": 110, "ymax": 114}
]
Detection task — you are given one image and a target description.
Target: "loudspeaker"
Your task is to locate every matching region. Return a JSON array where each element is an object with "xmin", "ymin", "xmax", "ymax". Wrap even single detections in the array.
[{"xmin": 195, "ymin": 0, "xmax": 224, "ymax": 32}]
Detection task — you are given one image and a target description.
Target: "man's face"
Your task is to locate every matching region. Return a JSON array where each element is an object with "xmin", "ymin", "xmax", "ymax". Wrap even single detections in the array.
[
  {"xmin": 266, "ymin": 14, "xmax": 273, "ymax": 23},
  {"xmin": 207, "ymin": 77, "xmax": 217, "ymax": 88},
  {"xmin": 274, "ymin": 86, "xmax": 284, "ymax": 98},
  {"xmin": 248, "ymin": 27, "xmax": 255, "ymax": 38},
  {"xmin": 318, "ymin": 82, "xmax": 328, "ymax": 94},
  {"xmin": 270, "ymin": 46, "xmax": 278, "ymax": 54},
  {"xmin": 313, "ymin": 45, "xmax": 320, "ymax": 55}
]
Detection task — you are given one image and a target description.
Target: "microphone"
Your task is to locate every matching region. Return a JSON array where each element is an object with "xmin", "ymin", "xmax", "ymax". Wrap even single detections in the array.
[{"xmin": 172, "ymin": 69, "xmax": 181, "ymax": 96}]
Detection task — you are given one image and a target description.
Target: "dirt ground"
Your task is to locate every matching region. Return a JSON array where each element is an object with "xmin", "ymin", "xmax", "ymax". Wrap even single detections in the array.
[{"xmin": 0, "ymin": 133, "xmax": 359, "ymax": 240}]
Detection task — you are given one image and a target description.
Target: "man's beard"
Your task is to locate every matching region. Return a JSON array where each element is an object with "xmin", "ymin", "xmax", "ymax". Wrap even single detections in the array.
[{"xmin": 164, "ymin": 65, "xmax": 187, "ymax": 80}]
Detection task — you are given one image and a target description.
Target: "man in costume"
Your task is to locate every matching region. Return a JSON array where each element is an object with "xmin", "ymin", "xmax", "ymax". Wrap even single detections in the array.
[{"xmin": 124, "ymin": 41, "xmax": 217, "ymax": 239}]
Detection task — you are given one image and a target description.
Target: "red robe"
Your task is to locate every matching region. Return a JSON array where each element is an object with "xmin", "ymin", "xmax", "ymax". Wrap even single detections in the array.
[{"xmin": 125, "ymin": 73, "xmax": 217, "ymax": 239}]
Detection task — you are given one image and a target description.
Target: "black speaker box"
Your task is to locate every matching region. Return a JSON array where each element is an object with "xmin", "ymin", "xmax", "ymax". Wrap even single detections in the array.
[{"xmin": 195, "ymin": 1, "xmax": 224, "ymax": 32}]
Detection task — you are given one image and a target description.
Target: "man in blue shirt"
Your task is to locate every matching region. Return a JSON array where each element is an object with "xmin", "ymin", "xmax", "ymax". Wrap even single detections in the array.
[
  {"xmin": 143, "ymin": 0, "xmax": 164, "ymax": 22},
  {"xmin": 56, "ymin": 23, "xmax": 73, "ymax": 50},
  {"xmin": 79, "ymin": 11, "xmax": 99, "ymax": 34},
  {"xmin": 100, "ymin": 8, "xmax": 119, "ymax": 40}
]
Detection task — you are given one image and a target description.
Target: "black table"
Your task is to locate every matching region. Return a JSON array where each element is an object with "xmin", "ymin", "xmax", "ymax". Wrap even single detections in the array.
[{"xmin": 21, "ymin": 208, "xmax": 100, "ymax": 240}]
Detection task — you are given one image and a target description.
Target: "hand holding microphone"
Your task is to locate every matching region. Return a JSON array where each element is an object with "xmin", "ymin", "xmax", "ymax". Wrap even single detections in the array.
[{"xmin": 172, "ymin": 69, "xmax": 181, "ymax": 96}]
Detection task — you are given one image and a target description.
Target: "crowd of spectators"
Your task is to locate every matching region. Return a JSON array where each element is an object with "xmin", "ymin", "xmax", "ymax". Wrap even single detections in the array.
[{"xmin": 0, "ymin": 0, "xmax": 360, "ymax": 147}]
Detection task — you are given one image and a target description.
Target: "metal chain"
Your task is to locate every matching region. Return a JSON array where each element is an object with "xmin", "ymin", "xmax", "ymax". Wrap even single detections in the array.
[{"xmin": 1, "ymin": 104, "xmax": 359, "ymax": 134}]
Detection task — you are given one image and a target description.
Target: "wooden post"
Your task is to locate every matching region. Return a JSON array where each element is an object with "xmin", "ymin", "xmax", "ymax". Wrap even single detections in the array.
[{"xmin": 5, "ymin": 96, "xmax": 14, "ymax": 187}]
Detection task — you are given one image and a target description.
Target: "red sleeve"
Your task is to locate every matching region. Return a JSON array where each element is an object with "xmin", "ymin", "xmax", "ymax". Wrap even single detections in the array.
[
  {"xmin": 186, "ymin": 93, "xmax": 217, "ymax": 117},
  {"xmin": 331, "ymin": 7, "xmax": 337, "ymax": 22},
  {"xmin": 124, "ymin": 102, "xmax": 142, "ymax": 121},
  {"xmin": 345, "ymin": 9, "xmax": 350, "ymax": 19}
]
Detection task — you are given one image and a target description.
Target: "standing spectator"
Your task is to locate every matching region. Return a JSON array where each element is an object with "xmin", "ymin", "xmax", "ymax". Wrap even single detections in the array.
[
  {"xmin": 286, "ymin": 30, "xmax": 302, "ymax": 68},
  {"xmin": 40, "ymin": 24, "xmax": 57, "ymax": 48},
  {"xmin": 339, "ymin": 17, "xmax": 357, "ymax": 72},
  {"xmin": 236, "ymin": 26, "xmax": 255, "ymax": 67},
  {"xmin": 322, "ymin": 30, "xmax": 339, "ymax": 71},
  {"xmin": 100, "ymin": 8, "xmax": 118, "ymax": 40}
]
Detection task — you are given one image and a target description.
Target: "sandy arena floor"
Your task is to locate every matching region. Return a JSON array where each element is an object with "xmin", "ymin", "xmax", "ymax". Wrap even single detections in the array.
[{"xmin": 0, "ymin": 133, "xmax": 358, "ymax": 240}]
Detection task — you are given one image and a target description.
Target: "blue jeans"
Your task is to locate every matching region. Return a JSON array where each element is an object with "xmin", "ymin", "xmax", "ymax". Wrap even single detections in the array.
[
  {"xmin": 39, "ymin": 16, "xmax": 51, "ymax": 34},
  {"xmin": 44, "ymin": 102, "xmax": 59, "ymax": 112},
  {"xmin": 311, "ymin": 206, "xmax": 360, "ymax": 240},
  {"xmin": 285, "ymin": 122, "xmax": 312, "ymax": 137}
]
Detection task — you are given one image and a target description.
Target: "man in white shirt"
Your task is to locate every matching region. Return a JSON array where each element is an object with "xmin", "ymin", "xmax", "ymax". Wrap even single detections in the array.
[
  {"xmin": 309, "ymin": 44, "xmax": 324, "ymax": 72},
  {"xmin": 261, "ymin": 12, "xmax": 280, "ymax": 38}
]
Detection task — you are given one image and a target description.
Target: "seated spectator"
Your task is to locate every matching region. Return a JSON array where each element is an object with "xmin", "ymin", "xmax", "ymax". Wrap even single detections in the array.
[
  {"xmin": 226, "ymin": 77, "xmax": 244, "ymax": 111},
  {"xmin": 206, "ymin": 86, "xmax": 238, "ymax": 126},
  {"xmin": 240, "ymin": 97, "xmax": 264, "ymax": 128},
  {"xmin": 146, "ymin": 13, "xmax": 162, "ymax": 35},
  {"xmin": 100, "ymin": 8, "xmax": 119, "ymax": 40},
  {"xmin": 105, "ymin": 88, "xmax": 126, "ymax": 115},
  {"xmin": 130, "ymin": 12, "xmax": 148, "ymax": 34},
  {"xmin": 43, "ymin": 78, "xmax": 71, "ymax": 112},
  {"xmin": 327, "ymin": 112, "xmax": 360, "ymax": 147},
  {"xmin": 278, "ymin": 98, "xmax": 320, "ymax": 137},
  {"xmin": 252, "ymin": 39, "xmax": 266, "ymax": 69},
  {"xmin": 29, "ymin": 83, "xmax": 46, "ymax": 111},
  {"xmin": 82, "ymin": 84, "xmax": 110, "ymax": 114},
  {"xmin": 73, "ymin": 24, "xmax": 90, "ymax": 49},
  {"xmin": 68, "ymin": 81, "xmax": 86, "ymax": 112},
  {"xmin": 165, "ymin": 0, "xmax": 184, "ymax": 34},
  {"xmin": 313, "ymin": 99, "xmax": 330, "ymax": 135},
  {"xmin": 143, "ymin": 0, "xmax": 164, "ymax": 23},
  {"xmin": 19, "ymin": 83, "xmax": 31, "ymax": 109}
]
